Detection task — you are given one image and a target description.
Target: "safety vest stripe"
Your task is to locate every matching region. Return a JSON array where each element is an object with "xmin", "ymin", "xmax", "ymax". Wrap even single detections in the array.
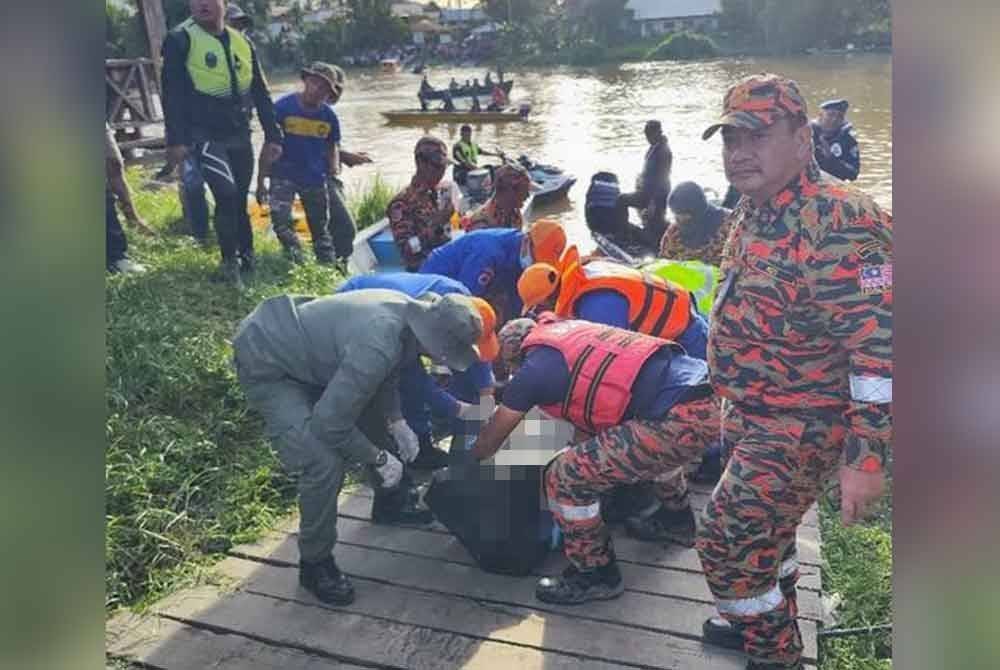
[
  {"xmin": 631, "ymin": 284, "xmax": 656, "ymax": 331},
  {"xmin": 563, "ymin": 344, "xmax": 595, "ymax": 419},
  {"xmin": 582, "ymin": 351, "xmax": 617, "ymax": 433},
  {"xmin": 551, "ymin": 500, "xmax": 601, "ymax": 521},
  {"xmin": 649, "ymin": 287, "xmax": 678, "ymax": 337},
  {"xmin": 715, "ymin": 583, "xmax": 784, "ymax": 616}
]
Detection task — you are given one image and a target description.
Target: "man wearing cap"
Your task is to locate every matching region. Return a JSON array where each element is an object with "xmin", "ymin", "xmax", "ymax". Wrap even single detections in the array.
[
  {"xmin": 336, "ymin": 273, "xmax": 498, "ymax": 469},
  {"xmin": 470, "ymin": 315, "xmax": 719, "ymax": 604},
  {"xmin": 224, "ymin": 3, "xmax": 253, "ymax": 32},
  {"xmin": 452, "ymin": 124, "xmax": 500, "ymax": 186},
  {"xmin": 811, "ymin": 99, "xmax": 860, "ymax": 181},
  {"xmin": 233, "ymin": 290, "xmax": 493, "ymax": 605},
  {"xmin": 161, "ymin": 0, "xmax": 282, "ymax": 287},
  {"xmin": 256, "ymin": 62, "xmax": 356, "ymax": 266},
  {"xmin": 659, "ymin": 180, "xmax": 734, "ymax": 268},
  {"xmin": 698, "ymin": 73, "xmax": 892, "ymax": 669},
  {"xmin": 419, "ymin": 220, "xmax": 567, "ymax": 327},
  {"xmin": 464, "ymin": 163, "xmax": 532, "ymax": 231},
  {"xmin": 518, "ymin": 253, "xmax": 709, "ymax": 359},
  {"xmin": 387, "ymin": 136, "xmax": 455, "ymax": 271},
  {"xmin": 618, "ymin": 120, "xmax": 672, "ymax": 244}
]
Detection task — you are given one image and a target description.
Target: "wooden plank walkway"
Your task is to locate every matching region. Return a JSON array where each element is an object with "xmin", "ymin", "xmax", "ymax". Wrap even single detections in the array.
[{"xmin": 108, "ymin": 480, "xmax": 823, "ymax": 669}]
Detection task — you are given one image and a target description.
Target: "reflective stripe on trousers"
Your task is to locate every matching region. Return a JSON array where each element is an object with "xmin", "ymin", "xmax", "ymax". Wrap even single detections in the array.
[{"xmin": 716, "ymin": 583, "xmax": 784, "ymax": 617}]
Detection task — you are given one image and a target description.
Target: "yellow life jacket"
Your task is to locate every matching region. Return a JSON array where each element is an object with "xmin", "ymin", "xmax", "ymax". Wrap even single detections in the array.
[{"xmin": 181, "ymin": 19, "xmax": 253, "ymax": 99}]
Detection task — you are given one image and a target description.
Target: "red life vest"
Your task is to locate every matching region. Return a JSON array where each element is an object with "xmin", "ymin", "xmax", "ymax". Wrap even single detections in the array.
[
  {"xmin": 522, "ymin": 315, "xmax": 665, "ymax": 433},
  {"xmin": 555, "ymin": 260, "xmax": 693, "ymax": 340}
]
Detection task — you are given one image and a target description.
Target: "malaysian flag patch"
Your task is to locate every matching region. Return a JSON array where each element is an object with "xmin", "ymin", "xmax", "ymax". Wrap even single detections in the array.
[{"xmin": 859, "ymin": 264, "xmax": 892, "ymax": 295}]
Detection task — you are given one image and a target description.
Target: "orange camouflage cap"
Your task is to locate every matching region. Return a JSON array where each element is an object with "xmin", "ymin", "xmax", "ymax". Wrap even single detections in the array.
[
  {"xmin": 498, "ymin": 317, "xmax": 538, "ymax": 365},
  {"xmin": 702, "ymin": 73, "xmax": 808, "ymax": 140}
]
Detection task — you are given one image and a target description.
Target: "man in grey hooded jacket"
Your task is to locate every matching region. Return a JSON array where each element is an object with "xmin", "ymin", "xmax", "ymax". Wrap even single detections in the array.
[{"xmin": 233, "ymin": 290, "xmax": 488, "ymax": 604}]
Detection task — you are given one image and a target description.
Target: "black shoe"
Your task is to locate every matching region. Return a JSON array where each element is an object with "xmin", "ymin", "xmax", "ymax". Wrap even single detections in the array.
[
  {"xmin": 535, "ymin": 561, "xmax": 625, "ymax": 605},
  {"xmin": 746, "ymin": 661, "xmax": 803, "ymax": 670},
  {"xmin": 624, "ymin": 505, "xmax": 696, "ymax": 546},
  {"xmin": 371, "ymin": 486, "xmax": 434, "ymax": 525},
  {"xmin": 703, "ymin": 616, "xmax": 745, "ymax": 651},
  {"xmin": 409, "ymin": 433, "xmax": 450, "ymax": 470},
  {"xmin": 299, "ymin": 555, "xmax": 355, "ymax": 605}
]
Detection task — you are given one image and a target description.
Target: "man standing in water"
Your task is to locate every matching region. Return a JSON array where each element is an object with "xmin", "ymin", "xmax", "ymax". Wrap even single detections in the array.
[
  {"xmin": 162, "ymin": 0, "xmax": 282, "ymax": 288},
  {"xmin": 698, "ymin": 73, "xmax": 892, "ymax": 670},
  {"xmin": 618, "ymin": 120, "xmax": 672, "ymax": 246},
  {"xmin": 811, "ymin": 99, "xmax": 861, "ymax": 181}
]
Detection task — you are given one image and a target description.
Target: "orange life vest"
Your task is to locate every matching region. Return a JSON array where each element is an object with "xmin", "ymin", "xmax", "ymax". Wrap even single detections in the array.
[
  {"xmin": 522, "ymin": 315, "xmax": 665, "ymax": 433},
  {"xmin": 554, "ymin": 259, "xmax": 694, "ymax": 340}
]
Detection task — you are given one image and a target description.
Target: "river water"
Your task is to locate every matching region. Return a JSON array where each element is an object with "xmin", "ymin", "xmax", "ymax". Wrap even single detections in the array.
[{"xmin": 268, "ymin": 54, "xmax": 891, "ymax": 250}]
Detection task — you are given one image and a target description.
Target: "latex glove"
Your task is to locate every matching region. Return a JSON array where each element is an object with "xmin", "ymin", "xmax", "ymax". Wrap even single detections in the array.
[
  {"xmin": 389, "ymin": 419, "xmax": 420, "ymax": 463},
  {"xmin": 839, "ymin": 465, "xmax": 885, "ymax": 525},
  {"xmin": 374, "ymin": 450, "xmax": 403, "ymax": 489}
]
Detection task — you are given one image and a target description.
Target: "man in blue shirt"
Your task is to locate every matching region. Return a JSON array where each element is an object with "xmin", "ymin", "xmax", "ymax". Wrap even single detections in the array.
[
  {"xmin": 257, "ymin": 62, "xmax": 357, "ymax": 266},
  {"xmin": 336, "ymin": 272, "xmax": 497, "ymax": 469},
  {"xmin": 418, "ymin": 220, "xmax": 567, "ymax": 327}
]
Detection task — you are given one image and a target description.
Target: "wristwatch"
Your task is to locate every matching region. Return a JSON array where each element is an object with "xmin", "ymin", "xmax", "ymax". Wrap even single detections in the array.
[{"xmin": 374, "ymin": 450, "xmax": 388, "ymax": 467}]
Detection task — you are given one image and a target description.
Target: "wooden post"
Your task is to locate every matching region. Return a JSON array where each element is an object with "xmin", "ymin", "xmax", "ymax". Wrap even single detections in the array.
[{"xmin": 137, "ymin": 0, "xmax": 168, "ymax": 70}]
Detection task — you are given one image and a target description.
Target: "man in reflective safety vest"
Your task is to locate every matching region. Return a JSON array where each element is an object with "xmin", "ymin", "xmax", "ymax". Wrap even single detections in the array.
[
  {"xmin": 699, "ymin": 73, "xmax": 891, "ymax": 670},
  {"xmin": 470, "ymin": 315, "xmax": 719, "ymax": 605},
  {"xmin": 162, "ymin": 0, "xmax": 282, "ymax": 288},
  {"xmin": 517, "ymin": 253, "xmax": 708, "ymax": 359}
]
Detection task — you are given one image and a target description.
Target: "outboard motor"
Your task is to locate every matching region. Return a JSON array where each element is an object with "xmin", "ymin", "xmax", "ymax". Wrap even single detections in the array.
[{"xmin": 585, "ymin": 171, "xmax": 628, "ymax": 235}]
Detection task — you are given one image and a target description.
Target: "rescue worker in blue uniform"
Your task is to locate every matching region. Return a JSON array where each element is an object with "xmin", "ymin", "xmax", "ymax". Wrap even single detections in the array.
[
  {"xmin": 810, "ymin": 99, "xmax": 860, "ymax": 181},
  {"xmin": 418, "ymin": 220, "xmax": 567, "ymax": 328},
  {"xmin": 336, "ymin": 272, "xmax": 497, "ymax": 468}
]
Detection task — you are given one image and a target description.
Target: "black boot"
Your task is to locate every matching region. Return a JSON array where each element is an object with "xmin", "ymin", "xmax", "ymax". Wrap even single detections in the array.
[
  {"xmin": 624, "ymin": 504, "xmax": 696, "ymax": 546},
  {"xmin": 371, "ymin": 483, "xmax": 433, "ymax": 525},
  {"xmin": 409, "ymin": 433, "xmax": 450, "ymax": 470},
  {"xmin": 299, "ymin": 555, "xmax": 355, "ymax": 605},
  {"xmin": 702, "ymin": 616, "xmax": 745, "ymax": 650},
  {"xmin": 535, "ymin": 560, "xmax": 625, "ymax": 605}
]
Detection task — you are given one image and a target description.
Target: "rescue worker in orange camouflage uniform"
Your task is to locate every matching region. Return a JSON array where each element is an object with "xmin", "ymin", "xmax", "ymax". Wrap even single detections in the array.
[
  {"xmin": 387, "ymin": 136, "xmax": 455, "ymax": 271},
  {"xmin": 463, "ymin": 163, "xmax": 532, "ymax": 231},
  {"xmin": 697, "ymin": 73, "xmax": 892, "ymax": 670}
]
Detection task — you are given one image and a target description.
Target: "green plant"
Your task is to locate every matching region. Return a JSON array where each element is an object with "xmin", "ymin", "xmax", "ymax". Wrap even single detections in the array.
[
  {"xmin": 348, "ymin": 174, "xmax": 397, "ymax": 231},
  {"xmin": 647, "ymin": 31, "xmax": 719, "ymax": 61}
]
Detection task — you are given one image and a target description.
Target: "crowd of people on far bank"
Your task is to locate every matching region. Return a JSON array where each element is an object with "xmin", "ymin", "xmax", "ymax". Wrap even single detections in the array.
[{"xmin": 107, "ymin": 3, "xmax": 889, "ymax": 670}]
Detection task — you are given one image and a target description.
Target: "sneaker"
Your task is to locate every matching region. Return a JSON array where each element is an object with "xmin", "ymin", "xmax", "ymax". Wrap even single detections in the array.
[
  {"xmin": 535, "ymin": 561, "xmax": 625, "ymax": 605},
  {"xmin": 624, "ymin": 505, "xmax": 696, "ymax": 546},
  {"xmin": 703, "ymin": 616, "xmax": 745, "ymax": 651},
  {"xmin": 111, "ymin": 257, "xmax": 146, "ymax": 274},
  {"xmin": 371, "ymin": 486, "xmax": 434, "ymax": 525},
  {"xmin": 409, "ymin": 433, "xmax": 450, "ymax": 470},
  {"xmin": 299, "ymin": 555, "xmax": 355, "ymax": 605}
]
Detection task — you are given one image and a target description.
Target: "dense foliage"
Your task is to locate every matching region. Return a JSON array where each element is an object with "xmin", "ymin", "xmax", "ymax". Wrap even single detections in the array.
[{"xmin": 647, "ymin": 31, "xmax": 719, "ymax": 61}]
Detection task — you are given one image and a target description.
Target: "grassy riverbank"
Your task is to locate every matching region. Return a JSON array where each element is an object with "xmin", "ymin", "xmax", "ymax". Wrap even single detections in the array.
[{"xmin": 105, "ymin": 168, "xmax": 393, "ymax": 611}]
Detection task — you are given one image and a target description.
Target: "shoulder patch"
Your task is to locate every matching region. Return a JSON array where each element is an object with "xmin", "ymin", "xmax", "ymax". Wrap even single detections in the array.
[
  {"xmin": 477, "ymin": 268, "xmax": 495, "ymax": 287},
  {"xmin": 859, "ymin": 263, "xmax": 892, "ymax": 295},
  {"xmin": 855, "ymin": 240, "xmax": 885, "ymax": 259}
]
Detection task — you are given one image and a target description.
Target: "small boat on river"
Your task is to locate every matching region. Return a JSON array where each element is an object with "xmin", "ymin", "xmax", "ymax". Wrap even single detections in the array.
[
  {"xmin": 382, "ymin": 107, "xmax": 530, "ymax": 125},
  {"xmin": 422, "ymin": 80, "xmax": 513, "ymax": 101}
]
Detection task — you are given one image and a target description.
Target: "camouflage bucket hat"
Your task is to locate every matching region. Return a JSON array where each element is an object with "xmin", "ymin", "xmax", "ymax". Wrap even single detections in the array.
[
  {"xmin": 498, "ymin": 318, "xmax": 538, "ymax": 365},
  {"xmin": 702, "ymin": 73, "xmax": 808, "ymax": 140},
  {"xmin": 301, "ymin": 61, "xmax": 346, "ymax": 96}
]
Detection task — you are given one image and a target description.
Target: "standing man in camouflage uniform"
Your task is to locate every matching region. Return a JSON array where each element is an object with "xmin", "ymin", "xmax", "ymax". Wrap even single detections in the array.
[
  {"xmin": 387, "ymin": 137, "xmax": 455, "ymax": 271},
  {"xmin": 697, "ymin": 74, "xmax": 892, "ymax": 670}
]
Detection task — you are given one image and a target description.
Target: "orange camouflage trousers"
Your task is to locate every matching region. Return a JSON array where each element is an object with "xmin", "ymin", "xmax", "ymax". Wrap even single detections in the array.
[
  {"xmin": 698, "ymin": 405, "xmax": 845, "ymax": 667},
  {"xmin": 546, "ymin": 395, "xmax": 719, "ymax": 569}
]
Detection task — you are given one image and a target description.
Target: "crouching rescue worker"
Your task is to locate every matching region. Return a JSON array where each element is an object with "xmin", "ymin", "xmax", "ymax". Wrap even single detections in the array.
[
  {"xmin": 698, "ymin": 73, "xmax": 892, "ymax": 669},
  {"xmin": 233, "ymin": 290, "xmax": 493, "ymax": 605},
  {"xmin": 518, "ymin": 253, "xmax": 709, "ymax": 359},
  {"xmin": 419, "ymin": 219, "xmax": 567, "ymax": 326},
  {"xmin": 336, "ymin": 272, "xmax": 499, "ymax": 468},
  {"xmin": 470, "ymin": 315, "xmax": 719, "ymax": 604}
]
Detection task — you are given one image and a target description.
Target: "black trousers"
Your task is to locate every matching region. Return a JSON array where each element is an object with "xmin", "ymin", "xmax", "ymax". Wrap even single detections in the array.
[
  {"xmin": 193, "ymin": 139, "xmax": 255, "ymax": 261},
  {"xmin": 106, "ymin": 188, "xmax": 127, "ymax": 268}
]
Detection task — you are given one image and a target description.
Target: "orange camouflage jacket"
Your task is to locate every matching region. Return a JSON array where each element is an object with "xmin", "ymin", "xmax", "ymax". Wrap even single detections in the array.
[{"xmin": 708, "ymin": 162, "xmax": 892, "ymax": 471}]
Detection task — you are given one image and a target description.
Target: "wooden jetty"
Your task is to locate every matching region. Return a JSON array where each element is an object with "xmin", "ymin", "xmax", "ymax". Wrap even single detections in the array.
[{"xmin": 107, "ymin": 482, "xmax": 824, "ymax": 669}]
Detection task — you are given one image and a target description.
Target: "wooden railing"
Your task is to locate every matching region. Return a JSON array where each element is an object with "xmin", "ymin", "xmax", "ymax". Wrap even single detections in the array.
[{"xmin": 106, "ymin": 58, "xmax": 164, "ymax": 150}]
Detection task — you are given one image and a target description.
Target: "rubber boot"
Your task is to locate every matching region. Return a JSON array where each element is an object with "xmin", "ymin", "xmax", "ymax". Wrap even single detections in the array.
[{"xmin": 299, "ymin": 555, "xmax": 355, "ymax": 605}]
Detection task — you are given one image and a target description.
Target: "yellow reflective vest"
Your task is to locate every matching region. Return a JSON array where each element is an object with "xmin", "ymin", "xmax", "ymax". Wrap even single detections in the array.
[
  {"xmin": 181, "ymin": 19, "xmax": 253, "ymax": 99},
  {"xmin": 641, "ymin": 259, "xmax": 721, "ymax": 317}
]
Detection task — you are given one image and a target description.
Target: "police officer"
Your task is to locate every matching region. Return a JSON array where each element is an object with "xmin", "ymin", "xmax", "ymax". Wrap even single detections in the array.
[
  {"xmin": 162, "ymin": 0, "xmax": 282, "ymax": 288},
  {"xmin": 810, "ymin": 98, "xmax": 861, "ymax": 181},
  {"xmin": 699, "ymin": 74, "xmax": 892, "ymax": 669}
]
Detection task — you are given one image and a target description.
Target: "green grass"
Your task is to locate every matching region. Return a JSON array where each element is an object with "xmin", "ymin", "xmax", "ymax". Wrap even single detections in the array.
[
  {"xmin": 346, "ymin": 173, "xmax": 396, "ymax": 231},
  {"xmin": 818, "ymin": 472, "xmax": 893, "ymax": 669},
  {"xmin": 105, "ymin": 168, "xmax": 392, "ymax": 612}
]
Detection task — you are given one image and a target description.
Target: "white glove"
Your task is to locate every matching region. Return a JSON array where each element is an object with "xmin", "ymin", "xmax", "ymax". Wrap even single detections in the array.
[
  {"xmin": 374, "ymin": 450, "xmax": 403, "ymax": 489},
  {"xmin": 389, "ymin": 419, "xmax": 420, "ymax": 463}
]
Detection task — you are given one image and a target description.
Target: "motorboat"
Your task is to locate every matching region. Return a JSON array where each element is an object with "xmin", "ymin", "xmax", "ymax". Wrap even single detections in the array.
[
  {"xmin": 421, "ymin": 80, "xmax": 513, "ymax": 101},
  {"xmin": 380, "ymin": 58, "xmax": 402, "ymax": 74},
  {"xmin": 382, "ymin": 107, "xmax": 529, "ymax": 124}
]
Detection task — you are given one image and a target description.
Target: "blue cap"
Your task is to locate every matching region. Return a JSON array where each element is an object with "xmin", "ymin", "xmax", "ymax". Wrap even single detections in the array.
[{"xmin": 820, "ymin": 99, "xmax": 849, "ymax": 112}]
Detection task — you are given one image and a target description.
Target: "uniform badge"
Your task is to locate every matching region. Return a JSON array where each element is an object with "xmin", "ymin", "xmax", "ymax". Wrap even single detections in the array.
[
  {"xmin": 477, "ymin": 268, "xmax": 495, "ymax": 288},
  {"xmin": 205, "ymin": 52, "xmax": 218, "ymax": 68},
  {"xmin": 855, "ymin": 240, "xmax": 884, "ymax": 259},
  {"xmin": 859, "ymin": 264, "xmax": 892, "ymax": 295},
  {"xmin": 831, "ymin": 142, "xmax": 843, "ymax": 157}
]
